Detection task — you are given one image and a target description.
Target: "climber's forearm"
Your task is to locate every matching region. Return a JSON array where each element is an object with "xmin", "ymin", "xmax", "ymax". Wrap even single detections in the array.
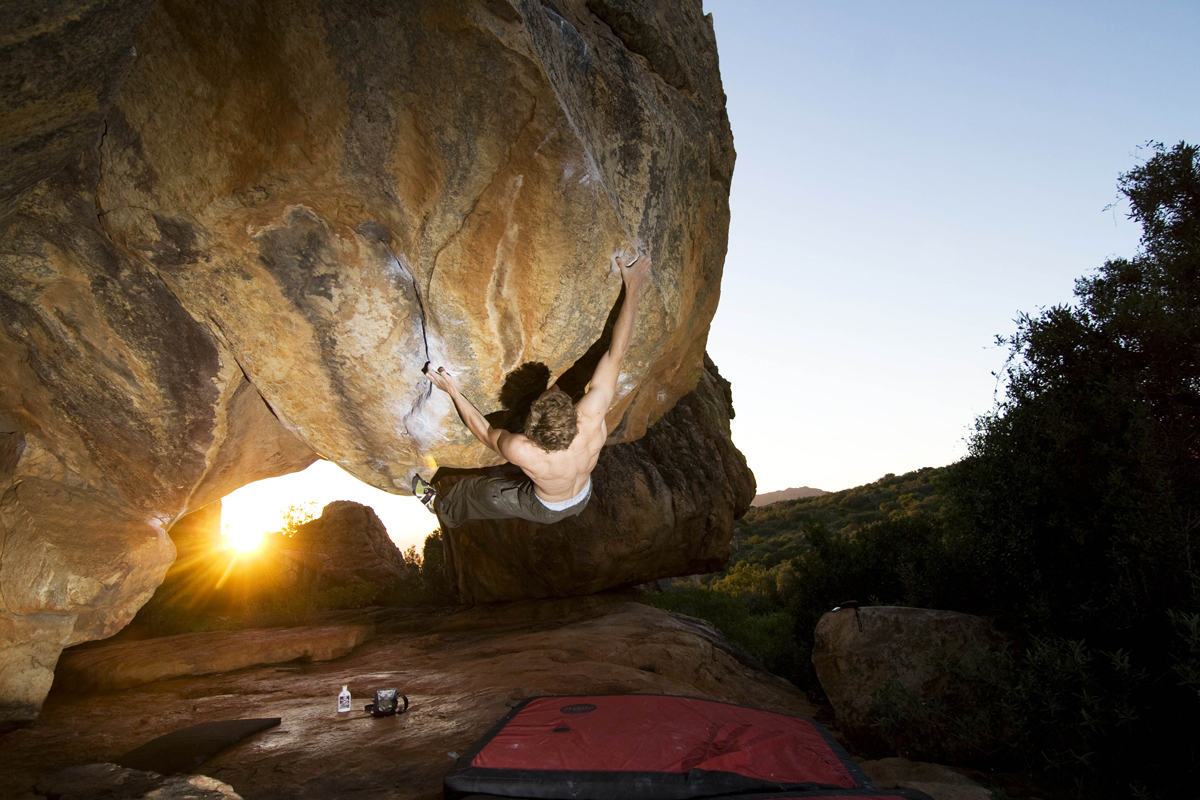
[
  {"xmin": 607, "ymin": 281, "xmax": 643, "ymax": 366},
  {"xmin": 448, "ymin": 386, "xmax": 504, "ymax": 454}
]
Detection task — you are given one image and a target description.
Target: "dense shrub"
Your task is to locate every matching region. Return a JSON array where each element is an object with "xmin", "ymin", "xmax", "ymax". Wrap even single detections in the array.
[{"xmin": 648, "ymin": 584, "xmax": 801, "ymax": 681}]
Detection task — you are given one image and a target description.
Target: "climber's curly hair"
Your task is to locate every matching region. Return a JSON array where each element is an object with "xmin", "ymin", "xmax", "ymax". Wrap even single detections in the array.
[{"xmin": 526, "ymin": 386, "xmax": 578, "ymax": 452}]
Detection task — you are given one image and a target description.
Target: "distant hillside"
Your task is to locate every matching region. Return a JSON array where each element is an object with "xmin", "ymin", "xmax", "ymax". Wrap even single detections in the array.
[
  {"xmin": 732, "ymin": 467, "xmax": 946, "ymax": 568},
  {"xmin": 751, "ymin": 486, "xmax": 827, "ymax": 506}
]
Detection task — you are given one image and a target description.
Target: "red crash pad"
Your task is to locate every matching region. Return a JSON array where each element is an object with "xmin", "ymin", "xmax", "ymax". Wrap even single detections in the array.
[{"xmin": 444, "ymin": 695, "xmax": 934, "ymax": 800}]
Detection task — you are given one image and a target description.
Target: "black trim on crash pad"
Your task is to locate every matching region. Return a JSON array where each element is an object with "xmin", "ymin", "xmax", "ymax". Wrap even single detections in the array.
[
  {"xmin": 455, "ymin": 791, "xmax": 937, "ymax": 800},
  {"xmin": 117, "ymin": 717, "xmax": 281, "ymax": 775}
]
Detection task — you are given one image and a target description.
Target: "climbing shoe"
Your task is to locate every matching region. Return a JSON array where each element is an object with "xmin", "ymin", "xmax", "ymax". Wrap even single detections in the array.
[{"xmin": 412, "ymin": 474, "xmax": 436, "ymax": 513}]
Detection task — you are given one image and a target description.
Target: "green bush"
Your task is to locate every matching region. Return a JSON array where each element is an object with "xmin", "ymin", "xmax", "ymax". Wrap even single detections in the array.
[
  {"xmin": 315, "ymin": 581, "xmax": 381, "ymax": 610},
  {"xmin": 870, "ymin": 636, "xmax": 1148, "ymax": 779},
  {"xmin": 933, "ymin": 142, "xmax": 1200, "ymax": 795},
  {"xmin": 262, "ymin": 588, "xmax": 315, "ymax": 627},
  {"xmin": 647, "ymin": 585, "xmax": 802, "ymax": 682}
]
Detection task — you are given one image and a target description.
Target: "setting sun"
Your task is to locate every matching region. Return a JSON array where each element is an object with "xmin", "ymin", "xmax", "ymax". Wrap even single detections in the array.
[{"xmin": 223, "ymin": 525, "xmax": 265, "ymax": 553}]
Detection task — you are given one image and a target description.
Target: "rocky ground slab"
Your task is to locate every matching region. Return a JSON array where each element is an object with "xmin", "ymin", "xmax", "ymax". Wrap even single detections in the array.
[
  {"xmin": 19, "ymin": 762, "xmax": 243, "ymax": 800},
  {"xmin": 55, "ymin": 623, "xmax": 376, "ymax": 693},
  {"xmin": 860, "ymin": 757, "xmax": 995, "ymax": 800},
  {"xmin": 0, "ymin": 597, "xmax": 814, "ymax": 800}
]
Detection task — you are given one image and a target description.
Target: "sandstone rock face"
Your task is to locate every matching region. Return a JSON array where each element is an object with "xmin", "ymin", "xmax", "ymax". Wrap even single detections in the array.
[
  {"xmin": 441, "ymin": 355, "xmax": 754, "ymax": 603},
  {"xmin": 0, "ymin": 478, "xmax": 177, "ymax": 721},
  {"xmin": 281, "ymin": 501, "xmax": 411, "ymax": 590},
  {"xmin": 0, "ymin": 0, "xmax": 735, "ymax": 719},
  {"xmin": 90, "ymin": 0, "xmax": 733, "ymax": 485},
  {"xmin": 812, "ymin": 606, "xmax": 1008, "ymax": 757},
  {"xmin": 1, "ymin": 599, "xmax": 812, "ymax": 799},
  {"xmin": 0, "ymin": 162, "xmax": 319, "ymax": 715},
  {"xmin": 0, "ymin": 2, "xmax": 158, "ymax": 201}
]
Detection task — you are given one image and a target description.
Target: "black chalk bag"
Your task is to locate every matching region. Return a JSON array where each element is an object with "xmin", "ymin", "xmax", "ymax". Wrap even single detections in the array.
[{"xmin": 365, "ymin": 688, "xmax": 409, "ymax": 717}]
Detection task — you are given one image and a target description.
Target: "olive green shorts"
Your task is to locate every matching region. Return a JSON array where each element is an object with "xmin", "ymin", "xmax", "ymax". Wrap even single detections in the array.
[{"xmin": 435, "ymin": 475, "xmax": 591, "ymax": 529}]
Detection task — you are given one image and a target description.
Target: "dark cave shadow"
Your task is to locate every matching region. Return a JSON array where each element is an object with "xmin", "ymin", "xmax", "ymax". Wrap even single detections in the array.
[
  {"xmin": 554, "ymin": 284, "xmax": 625, "ymax": 403},
  {"xmin": 485, "ymin": 361, "xmax": 552, "ymax": 434}
]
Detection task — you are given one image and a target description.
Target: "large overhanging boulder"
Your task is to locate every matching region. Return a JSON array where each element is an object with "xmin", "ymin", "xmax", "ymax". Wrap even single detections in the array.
[{"xmin": 0, "ymin": 0, "xmax": 737, "ymax": 720}]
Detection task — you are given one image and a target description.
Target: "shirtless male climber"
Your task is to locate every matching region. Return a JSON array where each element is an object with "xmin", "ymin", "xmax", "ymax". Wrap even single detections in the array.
[{"xmin": 411, "ymin": 251, "xmax": 650, "ymax": 529}]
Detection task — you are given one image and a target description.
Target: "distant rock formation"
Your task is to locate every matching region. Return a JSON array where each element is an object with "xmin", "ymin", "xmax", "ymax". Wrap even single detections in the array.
[
  {"xmin": 0, "ymin": 0, "xmax": 736, "ymax": 719},
  {"xmin": 130, "ymin": 501, "xmax": 410, "ymax": 631},
  {"xmin": 278, "ymin": 501, "xmax": 412, "ymax": 590},
  {"xmin": 440, "ymin": 356, "xmax": 754, "ymax": 604},
  {"xmin": 751, "ymin": 486, "xmax": 828, "ymax": 506}
]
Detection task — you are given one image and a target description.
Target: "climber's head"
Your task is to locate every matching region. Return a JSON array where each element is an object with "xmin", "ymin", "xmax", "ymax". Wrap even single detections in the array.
[{"xmin": 526, "ymin": 385, "xmax": 578, "ymax": 452}]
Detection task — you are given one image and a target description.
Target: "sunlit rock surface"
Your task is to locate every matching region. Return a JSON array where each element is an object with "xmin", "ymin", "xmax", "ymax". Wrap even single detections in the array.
[
  {"xmin": 0, "ymin": 598, "xmax": 813, "ymax": 799},
  {"xmin": 91, "ymin": 0, "xmax": 733, "ymax": 484},
  {"xmin": 441, "ymin": 356, "xmax": 754, "ymax": 603},
  {"xmin": 0, "ymin": 0, "xmax": 735, "ymax": 719}
]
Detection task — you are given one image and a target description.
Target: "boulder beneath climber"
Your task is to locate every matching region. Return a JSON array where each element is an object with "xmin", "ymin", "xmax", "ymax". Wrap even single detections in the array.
[
  {"xmin": 812, "ymin": 606, "xmax": 1009, "ymax": 759},
  {"xmin": 440, "ymin": 355, "xmax": 754, "ymax": 603}
]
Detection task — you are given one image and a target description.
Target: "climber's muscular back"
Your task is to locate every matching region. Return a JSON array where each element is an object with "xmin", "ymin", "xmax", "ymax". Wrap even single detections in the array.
[{"xmin": 498, "ymin": 407, "xmax": 606, "ymax": 503}]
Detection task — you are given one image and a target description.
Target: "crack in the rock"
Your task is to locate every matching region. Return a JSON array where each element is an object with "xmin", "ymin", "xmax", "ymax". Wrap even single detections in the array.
[
  {"xmin": 204, "ymin": 311, "xmax": 286, "ymax": 433},
  {"xmin": 94, "ymin": 120, "xmax": 109, "ymax": 226},
  {"xmin": 385, "ymin": 241, "xmax": 431, "ymax": 368}
]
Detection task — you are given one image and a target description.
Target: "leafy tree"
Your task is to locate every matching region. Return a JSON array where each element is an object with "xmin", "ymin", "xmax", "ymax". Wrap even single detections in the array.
[
  {"xmin": 419, "ymin": 530, "xmax": 452, "ymax": 600},
  {"xmin": 273, "ymin": 502, "xmax": 319, "ymax": 538},
  {"xmin": 942, "ymin": 141, "xmax": 1200, "ymax": 793},
  {"xmin": 946, "ymin": 141, "xmax": 1200, "ymax": 641}
]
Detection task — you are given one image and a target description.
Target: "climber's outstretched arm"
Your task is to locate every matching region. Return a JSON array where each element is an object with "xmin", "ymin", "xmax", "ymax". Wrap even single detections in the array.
[
  {"xmin": 425, "ymin": 365, "xmax": 510, "ymax": 457},
  {"xmin": 576, "ymin": 252, "xmax": 650, "ymax": 420}
]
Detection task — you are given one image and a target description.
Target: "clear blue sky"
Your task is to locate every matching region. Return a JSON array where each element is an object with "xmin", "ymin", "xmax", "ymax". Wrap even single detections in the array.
[
  {"xmin": 704, "ymin": 0, "xmax": 1200, "ymax": 493},
  {"xmin": 224, "ymin": 1, "xmax": 1200, "ymax": 551}
]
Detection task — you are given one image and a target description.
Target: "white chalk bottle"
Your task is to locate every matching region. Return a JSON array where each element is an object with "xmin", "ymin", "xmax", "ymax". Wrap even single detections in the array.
[{"xmin": 338, "ymin": 685, "xmax": 351, "ymax": 713}]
